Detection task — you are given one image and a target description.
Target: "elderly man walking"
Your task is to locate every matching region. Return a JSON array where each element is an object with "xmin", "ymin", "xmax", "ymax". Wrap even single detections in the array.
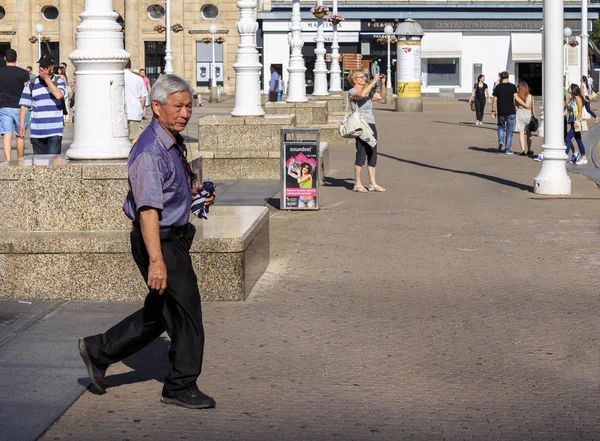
[{"xmin": 78, "ymin": 74, "xmax": 216, "ymax": 410}]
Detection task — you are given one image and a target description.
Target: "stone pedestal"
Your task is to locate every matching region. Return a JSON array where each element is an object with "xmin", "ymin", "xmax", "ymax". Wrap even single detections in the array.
[
  {"xmin": 395, "ymin": 97, "xmax": 423, "ymax": 112},
  {"xmin": 264, "ymin": 102, "xmax": 327, "ymax": 126},
  {"xmin": 0, "ymin": 156, "xmax": 269, "ymax": 301}
]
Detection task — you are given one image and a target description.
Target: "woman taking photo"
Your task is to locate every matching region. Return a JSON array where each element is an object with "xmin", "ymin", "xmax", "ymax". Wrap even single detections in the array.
[
  {"xmin": 468, "ymin": 74, "xmax": 490, "ymax": 125},
  {"xmin": 565, "ymin": 84, "xmax": 588, "ymax": 165},
  {"xmin": 514, "ymin": 81, "xmax": 535, "ymax": 156},
  {"xmin": 347, "ymin": 70, "xmax": 386, "ymax": 193}
]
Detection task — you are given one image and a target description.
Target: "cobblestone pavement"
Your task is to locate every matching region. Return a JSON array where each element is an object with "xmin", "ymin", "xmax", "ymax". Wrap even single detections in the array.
[{"xmin": 41, "ymin": 100, "xmax": 600, "ymax": 441}]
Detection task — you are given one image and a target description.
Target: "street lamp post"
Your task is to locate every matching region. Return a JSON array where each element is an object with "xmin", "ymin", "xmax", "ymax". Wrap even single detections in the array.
[
  {"xmin": 384, "ymin": 25, "xmax": 394, "ymax": 105},
  {"xmin": 564, "ymin": 26, "xmax": 572, "ymax": 84},
  {"xmin": 582, "ymin": 0, "xmax": 589, "ymax": 78},
  {"xmin": 538, "ymin": 26, "xmax": 545, "ymax": 138},
  {"xmin": 286, "ymin": 0, "xmax": 307, "ymax": 102},
  {"xmin": 35, "ymin": 23, "xmax": 44, "ymax": 59},
  {"xmin": 209, "ymin": 24, "xmax": 218, "ymax": 103},
  {"xmin": 533, "ymin": 0, "xmax": 571, "ymax": 195},
  {"xmin": 164, "ymin": 0, "xmax": 173, "ymax": 74},
  {"xmin": 312, "ymin": 0, "xmax": 328, "ymax": 96},
  {"xmin": 328, "ymin": 0, "xmax": 342, "ymax": 92}
]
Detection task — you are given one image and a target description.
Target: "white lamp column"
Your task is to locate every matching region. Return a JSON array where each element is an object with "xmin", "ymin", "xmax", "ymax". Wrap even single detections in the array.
[
  {"xmin": 164, "ymin": 0, "xmax": 173, "ymax": 74},
  {"xmin": 66, "ymin": 0, "xmax": 131, "ymax": 159},
  {"xmin": 384, "ymin": 25, "xmax": 394, "ymax": 104},
  {"xmin": 286, "ymin": 0, "xmax": 307, "ymax": 102},
  {"xmin": 534, "ymin": 0, "xmax": 571, "ymax": 195},
  {"xmin": 582, "ymin": 0, "xmax": 589, "ymax": 78},
  {"xmin": 564, "ymin": 27, "xmax": 572, "ymax": 83},
  {"xmin": 312, "ymin": 0, "xmax": 329, "ymax": 96},
  {"xmin": 209, "ymin": 24, "xmax": 218, "ymax": 103},
  {"xmin": 328, "ymin": 0, "xmax": 342, "ymax": 92},
  {"xmin": 35, "ymin": 24, "xmax": 44, "ymax": 59},
  {"xmin": 538, "ymin": 26, "xmax": 545, "ymax": 138},
  {"xmin": 231, "ymin": 0, "xmax": 264, "ymax": 116}
]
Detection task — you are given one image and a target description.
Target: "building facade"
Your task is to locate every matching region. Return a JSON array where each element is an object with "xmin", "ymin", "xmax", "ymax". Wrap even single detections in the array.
[
  {"xmin": 258, "ymin": 0, "xmax": 600, "ymax": 96},
  {"xmin": 0, "ymin": 0, "xmax": 241, "ymax": 95}
]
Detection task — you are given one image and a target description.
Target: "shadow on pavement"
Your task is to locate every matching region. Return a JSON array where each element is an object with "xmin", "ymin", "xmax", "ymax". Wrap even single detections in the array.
[
  {"xmin": 378, "ymin": 151, "xmax": 533, "ymax": 192},
  {"xmin": 468, "ymin": 146, "xmax": 503, "ymax": 154},
  {"xmin": 322, "ymin": 176, "xmax": 355, "ymax": 190},
  {"xmin": 433, "ymin": 120, "xmax": 497, "ymax": 131},
  {"xmin": 78, "ymin": 337, "xmax": 170, "ymax": 393},
  {"xmin": 266, "ymin": 197, "xmax": 281, "ymax": 209}
]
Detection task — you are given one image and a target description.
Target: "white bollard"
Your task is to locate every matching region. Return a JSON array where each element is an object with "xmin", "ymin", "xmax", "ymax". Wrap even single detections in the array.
[
  {"xmin": 287, "ymin": 0, "xmax": 308, "ymax": 103},
  {"xmin": 534, "ymin": 0, "xmax": 571, "ymax": 195},
  {"xmin": 66, "ymin": 0, "xmax": 131, "ymax": 160}
]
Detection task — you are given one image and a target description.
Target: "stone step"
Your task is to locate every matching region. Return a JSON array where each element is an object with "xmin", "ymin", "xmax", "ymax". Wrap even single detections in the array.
[{"xmin": 0, "ymin": 206, "xmax": 270, "ymax": 302}]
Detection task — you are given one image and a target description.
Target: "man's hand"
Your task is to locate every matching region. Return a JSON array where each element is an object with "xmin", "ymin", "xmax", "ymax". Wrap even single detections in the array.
[
  {"xmin": 17, "ymin": 125, "xmax": 26, "ymax": 139},
  {"xmin": 38, "ymin": 66, "xmax": 51, "ymax": 82},
  {"xmin": 147, "ymin": 258, "xmax": 168, "ymax": 295},
  {"xmin": 191, "ymin": 185, "xmax": 217, "ymax": 206},
  {"xmin": 491, "ymin": 110, "xmax": 497, "ymax": 119}
]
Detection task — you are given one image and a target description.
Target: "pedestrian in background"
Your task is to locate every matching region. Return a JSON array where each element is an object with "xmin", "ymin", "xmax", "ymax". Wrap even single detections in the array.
[
  {"xmin": 468, "ymin": 74, "xmax": 490, "ymax": 125},
  {"xmin": 565, "ymin": 83, "xmax": 588, "ymax": 165},
  {"xmin": 78, "ymin": 74, "xmax": 217, "ymax": 409},
  {"xmin": 580, "ymin": 76, "xmax": 598, "ymax": 123},
  {"xmin": 347, "ymin": 69, "xmax": 386, "ymax": 193},
  {"xmin": 26, "ymin": 66, "xmax": 35, "ymax": 81},
  {"xmin": 491, "ymin": 71, "xmax": 530, "ymax": 155},
  {"xmin": 268, "ymin": 65, "xmax": 279, "ymax": 102},
  {"xmin": 18, "ymin": 54, "xmax": 66, "ymax": 155},
  {"xmin": 0, "ymin": 49, "xmax": 30, "ymax": 161},
  {"xmin": 514, "ymin": 81, "xmax": 535, "ymax": 156},
  {"xmin": 124, "ymin": 60, "xmax": 148, "ymax": 144}
]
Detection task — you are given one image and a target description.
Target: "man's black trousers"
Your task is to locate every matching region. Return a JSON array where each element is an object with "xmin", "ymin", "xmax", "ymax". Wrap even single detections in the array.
[{"xmin": 85, "ymin": 223, "xmax": 205, "ymax": 396}]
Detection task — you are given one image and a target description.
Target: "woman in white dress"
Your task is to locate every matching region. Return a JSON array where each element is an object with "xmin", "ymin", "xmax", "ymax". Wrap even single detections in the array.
[{"xmin": 514, "ymin": 81, "xmax": 535, "ymax": 156}]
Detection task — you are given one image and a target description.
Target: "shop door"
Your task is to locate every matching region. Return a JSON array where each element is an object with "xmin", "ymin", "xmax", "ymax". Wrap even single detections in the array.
[
  {"xmin": 145, "ymin": 41, "xmax": 166, "ymax": 84},
  {"xmin": 516, "ymin": 63, "xmax": 542, "ymax": 96}
]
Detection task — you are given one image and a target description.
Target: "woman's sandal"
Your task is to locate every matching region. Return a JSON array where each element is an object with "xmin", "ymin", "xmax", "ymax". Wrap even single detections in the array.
[
  {"xmin": 353, "ymin": 185, "xmax": 369, "ymax": 193},
  {"xmin": 527, "ymin": 150, "xmax": 534, "ymax": 156},
  {"xmin": 368, "ymin": 184, "xmax": 387, "ymax": 192}
]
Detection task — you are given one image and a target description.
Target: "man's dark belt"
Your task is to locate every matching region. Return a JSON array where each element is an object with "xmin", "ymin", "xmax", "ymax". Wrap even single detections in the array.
[{"xmin": 131, "ymin": 222, "xmax": 189, "ymax": 241}]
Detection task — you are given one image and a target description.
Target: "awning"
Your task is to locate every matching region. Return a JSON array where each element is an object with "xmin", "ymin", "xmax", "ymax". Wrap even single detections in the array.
[
  {"xmin": 510, "ymin": 33, "xmax": 542, "ymax": 61},
  {"xmin": 420, "ymin": 32, "xmax": 462, "ymax": 58}
]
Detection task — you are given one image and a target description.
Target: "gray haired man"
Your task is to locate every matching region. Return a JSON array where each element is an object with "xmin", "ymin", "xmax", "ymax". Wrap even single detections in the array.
[{"xmin": 78, "ymin": 74, "xmax": 216, "ymax": 409}]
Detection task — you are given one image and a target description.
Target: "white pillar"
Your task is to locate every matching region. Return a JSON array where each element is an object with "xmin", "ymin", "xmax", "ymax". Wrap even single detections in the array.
[
  {"xmin": 209, "ymin": 24, "xmax": 218, "ymax": 103},
  {"xmin": 164, "ymin": 0, "xmax": 174, "ymax": 74},
  {"xmin": 582, "ymin": 0, "xmax": 589, "ymax": 78},
  {"xmin": 66, "ymin": 0, "xmax": 131, "ymax": 160},
  {"xmin": 538, "ymin": 26, "xmax": 545, "ymax": 138},
  {"xmin": 35, "ymin": 24, "xmax": 44, "ymax": 59},
  {"xmin": 328, "ymin": 0, "xmax": 342, "ymax": 93},
  {"xmin": 287, "ymin": 0, "xmax": 307, "ymax": 102},
  {"xmin": 534, "ymin": 0, "xmax": 571, "ymax": 195},
  {"xmin": 384, "ymin": 25, "xmax": 394, "ymax": 104},
  {"xmin": 312, "ymin": 0, "xmax": 329, "ymax": 96},
  {"xmin": 231, "ymin": 0, "xmax": 264, "ymax": 116}
]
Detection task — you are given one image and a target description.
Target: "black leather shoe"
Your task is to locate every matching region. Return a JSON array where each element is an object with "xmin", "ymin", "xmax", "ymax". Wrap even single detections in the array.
[
  {"xmin": 78, "ymin": 338, "xmax": 107, "ymax": 394},
  {"xmin": 161, "ymin": 388, "xmax": 216, "ymax": 409}
]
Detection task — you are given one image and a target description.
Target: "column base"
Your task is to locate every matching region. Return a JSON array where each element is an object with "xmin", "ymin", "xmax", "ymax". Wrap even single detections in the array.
[
  {"xmin": 395, "ymin": 97, "xmax": 423, "ymax": 112},
  {"xmin": 533, "ymin": 145, "xmax": 571, "ymax": 195}
]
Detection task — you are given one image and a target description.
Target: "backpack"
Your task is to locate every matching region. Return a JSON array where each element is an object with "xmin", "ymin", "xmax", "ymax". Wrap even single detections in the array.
[{"xmin": 29, "ymin": 75, "xmax": 68, "ymax": 116}]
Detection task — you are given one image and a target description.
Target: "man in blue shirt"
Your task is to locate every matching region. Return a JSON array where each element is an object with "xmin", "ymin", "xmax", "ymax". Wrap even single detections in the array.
[
  {"xmin": 78, "ymin": 74, "xmax": 217, "ymax": 410},
  {"xmin": 269, "ymin": 65, "xmax": 279, "ymax": 102},
  {"xmin": 18, "ymin": 54, "xmax": 66, "ymax": 155}
]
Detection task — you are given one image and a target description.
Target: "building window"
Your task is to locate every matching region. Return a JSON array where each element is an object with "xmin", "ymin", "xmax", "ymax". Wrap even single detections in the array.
[
  {"xmin": 425, "ymin": 58, "xmax": 460, "ymax": 87},
  {"xmin": 201, "ymin": 5, "xmax": 219, "ymax": 20},
  {"xmin": 147, "ymin": 5, "xmax": 165, "ymax": 20},
  {"xmin": 42, "ymin": 6, "xmax": 59, "ymax": 21},
  {"xmin": 0, "ymin": 7, "xmax": 5, "ymax": 20}
]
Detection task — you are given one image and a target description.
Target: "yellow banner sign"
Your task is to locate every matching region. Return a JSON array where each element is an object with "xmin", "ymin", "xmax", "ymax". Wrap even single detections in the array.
[{"xmin": 397, "ymin": 82, "xmax": 421, "ymax": 98}]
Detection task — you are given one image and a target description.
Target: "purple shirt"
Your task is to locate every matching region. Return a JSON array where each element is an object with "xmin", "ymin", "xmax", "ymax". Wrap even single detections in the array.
[{"xmin": 123, "ymin": 119, "xmax": 192, "ymax": 227}]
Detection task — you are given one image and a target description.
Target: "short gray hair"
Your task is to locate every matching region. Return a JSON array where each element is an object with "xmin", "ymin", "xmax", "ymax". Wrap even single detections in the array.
[{"xmin": 149, "ymin": 74, "xmax": 194, "ymax": 105}]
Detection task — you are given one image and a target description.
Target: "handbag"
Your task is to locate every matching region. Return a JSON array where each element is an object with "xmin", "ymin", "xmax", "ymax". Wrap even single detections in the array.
[
  {"xmin": 574, "ymin": 120, "xmax": 588, "ymax": 132},
  {"xmin": 591, "ymin": 91, "xmax": 598, "ymax": 100},
  {"xmin": 469, "ymin": 101, "xmax": 476, "ymax": 112},
  {"xmin": 528, "ymin": 115, "xmax": 539, "ymax": 133},
  {"xmin": 339, "ymin": 95, "xmax": 362, "ymax": 138},
  {"xmin": 582, "ymin": 106, "xmax": 592, "ymax": 120}
]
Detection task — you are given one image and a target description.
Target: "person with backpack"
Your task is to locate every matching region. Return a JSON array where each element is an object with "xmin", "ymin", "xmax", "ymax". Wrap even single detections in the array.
[{"xmin": 17, "ymin": 54, "xmax": 66, "ymax": 155}]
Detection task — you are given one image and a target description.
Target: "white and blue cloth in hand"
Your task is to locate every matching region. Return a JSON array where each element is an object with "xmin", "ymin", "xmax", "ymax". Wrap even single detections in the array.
[{"xmin": 191, "ymin": 180, "xmax": 216, "ymax": 220}]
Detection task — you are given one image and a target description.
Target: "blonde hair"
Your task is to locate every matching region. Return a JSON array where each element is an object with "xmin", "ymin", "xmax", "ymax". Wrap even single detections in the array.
[
  {"xmin": 347, "ymin": 70, "xmax": 362, "ymax": 87},
  {"xmin": 517, "ymin": 81, "xmax": 530, "ymax": 103}
]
